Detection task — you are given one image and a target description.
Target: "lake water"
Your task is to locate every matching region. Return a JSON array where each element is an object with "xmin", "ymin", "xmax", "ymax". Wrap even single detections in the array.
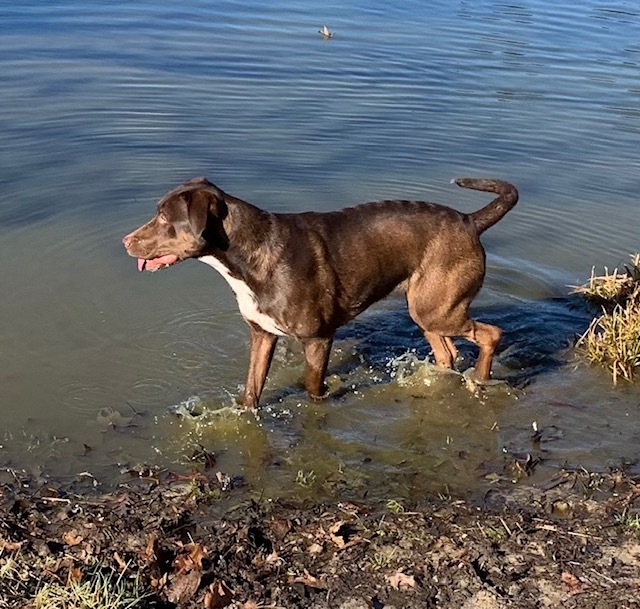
[{"xmin": 2, "ymin": 0, "xmax": 640, "ymax": 500}]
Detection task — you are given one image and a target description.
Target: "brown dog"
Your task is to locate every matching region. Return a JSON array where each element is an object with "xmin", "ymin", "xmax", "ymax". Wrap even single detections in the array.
[{"xmin": 123, "ymin": 177, "xmax": 518, "ymax": 409}]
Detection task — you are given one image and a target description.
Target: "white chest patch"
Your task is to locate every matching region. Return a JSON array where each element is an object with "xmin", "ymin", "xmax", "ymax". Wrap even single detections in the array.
[{"xmin": 198, "ymin": 256, "xmax": 286, "ymax": 336}]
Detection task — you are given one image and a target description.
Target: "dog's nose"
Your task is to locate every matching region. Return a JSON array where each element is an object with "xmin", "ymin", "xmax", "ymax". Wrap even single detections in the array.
[{"xmin": 122, "ymin": 233, "xmax": 135, "ymax": 249}]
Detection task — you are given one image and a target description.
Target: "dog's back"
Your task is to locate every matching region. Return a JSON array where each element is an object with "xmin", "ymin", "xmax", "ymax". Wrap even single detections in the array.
[{"xmin": 267, "ymin": 179, "xmax": 518, "ymax": 320}]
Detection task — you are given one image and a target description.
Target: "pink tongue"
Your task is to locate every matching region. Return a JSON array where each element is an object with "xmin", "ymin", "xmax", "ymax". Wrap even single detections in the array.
[{"xmin": 137, "ymin": 254, "xmax": 178, "ymax": 272}]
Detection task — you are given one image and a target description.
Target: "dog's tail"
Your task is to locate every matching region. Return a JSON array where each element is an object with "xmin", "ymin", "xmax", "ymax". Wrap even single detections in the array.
[{"xmin": 453, "ymin": 178, "xmax": 519, "ymax": 235}]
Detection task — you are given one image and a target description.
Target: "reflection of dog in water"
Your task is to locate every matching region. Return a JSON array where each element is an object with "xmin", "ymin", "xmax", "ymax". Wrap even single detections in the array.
[{"xmin": 123, "ymin": 177, "xmax": 518, "ymax": 409}]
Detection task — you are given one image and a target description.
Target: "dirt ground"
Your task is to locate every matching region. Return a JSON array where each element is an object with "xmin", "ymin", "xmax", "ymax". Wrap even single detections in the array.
[{"xmin": 1, "ymin": 467, "xmax": 640, "ymax": 609}]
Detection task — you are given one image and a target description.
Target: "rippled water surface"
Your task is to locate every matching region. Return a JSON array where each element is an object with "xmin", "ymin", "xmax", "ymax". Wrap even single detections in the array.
[{"xmin": 2, "ymin": 0, "xmax": 640, "ymax": 498}]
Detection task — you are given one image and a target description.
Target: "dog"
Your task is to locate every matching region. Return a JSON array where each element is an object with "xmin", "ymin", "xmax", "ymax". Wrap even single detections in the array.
[{"xmin": 123, "ymin": 177, "xmax": 518, "ymax": 409}]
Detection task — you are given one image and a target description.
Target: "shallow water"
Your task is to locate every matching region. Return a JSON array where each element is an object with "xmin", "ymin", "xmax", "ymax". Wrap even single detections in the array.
[{"xmin": 1, "ymin": 0, "xmax": 640, "ymax": 499}]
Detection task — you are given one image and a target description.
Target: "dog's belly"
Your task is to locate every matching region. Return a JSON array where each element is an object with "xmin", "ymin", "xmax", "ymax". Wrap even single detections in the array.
[{"xmin": 198, "ymin": 256, "xmax": 286, "ymax": 336}]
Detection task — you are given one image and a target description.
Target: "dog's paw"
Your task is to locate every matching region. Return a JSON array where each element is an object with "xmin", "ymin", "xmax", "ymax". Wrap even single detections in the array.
[
  {"xmin": 462, "ymin": 368, "xmax": 509, "ymax": 393},
  {"xmin": 308, "ymin": 389, "xmax": 330, "ymax": 402}
]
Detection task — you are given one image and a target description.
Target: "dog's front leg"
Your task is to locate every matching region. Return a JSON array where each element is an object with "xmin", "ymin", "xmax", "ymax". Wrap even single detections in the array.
[
  {"xmin": 301, "ymin": 337, "xmax": 333, "ymax": 400},
  {"xmin": 242, "ymin": 323, "xmax": 278, "ymax": 409}
]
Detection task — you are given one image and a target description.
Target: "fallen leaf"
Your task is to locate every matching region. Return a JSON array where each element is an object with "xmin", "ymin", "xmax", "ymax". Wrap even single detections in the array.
[
  {"xmin": 151, "ymin": 572, "xmax": 168, "ymax": 590},
  {"xmin": 110, "ymin": 493, "xmax": 132, "ymax": 515},
  {"xmin": 204, "ymin": 580, "xmax": 234, "ymax": 609},
  {"xmin": 328, "ymin": 521, "xmax": 361, "ymax": 549},
  {"xmin": 433, "ymin": 537, "xmax": 467, "ymax": 561},
  {"xmin": 164, "ymin": 570, "xmax": 201, "ymax": 605},
  {"xmin": 165, "ymin": 470, "xmax": 210, "ymax": 485},
  {"xmin": 561, "ymin": 570, "xmax": 585, "ymax": 595},
  {"xmin": 308, "ymin": 542, "xmax": 324, "ymax": 555},
  {"xmin": 44, "ymin": 557, "xmax": 73, "ymax": 577},
  {"xmin": 291, "ymin": 569, "xmax": 327, "ymax": 589},
  {"xmin": 561, "ymin": 571, "xmax": 580, "ymax": 588},
  {"xmin": 187, "ymin": 542, "xmax": 208, "ymax": 569},
  {"xmin": 329, "ymin": 521, "xmax": 346, "ymax": 548},
  {"xmin": 387, "ymin": 571, "xmax": 416, "ymax": 590},
  {"xmin": 270, "ymin": 518, "xmax": 292, "ymax": 540},
  {"xmin": 265, "ymin": 550, "xmax": 282, "ymax": 565},
  {"xmin": 113, "ymin": 551, "xmax": 127, "ymax": 572},
  {"xmin": 68, "ymin": 566, "xmax": 83, "ymax": 584},
  {"xmin": 173, "ymin": 541, "xmax": 208, "ymax": 573},
  {"xmin": 63, "ymin": 531, "xmax": 83, "ymax": 546},
  {"xmin": 0, "ymin": 539, "xmax": 22, "ymax": 552},
  {"xmin": 143, "ymin": 535, "xmax": 158, "ymax": 564},
  {"xmin": 338, "ymin": 502, "xmax": 362, "ymax": 515}
]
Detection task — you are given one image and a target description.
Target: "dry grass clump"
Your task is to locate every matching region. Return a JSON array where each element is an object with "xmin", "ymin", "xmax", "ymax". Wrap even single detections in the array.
[
  {"xmin": 572, "ymin": 253, "xmax": 640, "ymax": 306},
  {"xmin": 0, "ymin": 551, "xmax": 146, "ymax": 609},
  {"xmin": 34, "ymin": 569, "xmax": 146, "ymax": 609},
  {"xmin": 573, "ymin": 254, "xmax": 640, "ymax": 384}
]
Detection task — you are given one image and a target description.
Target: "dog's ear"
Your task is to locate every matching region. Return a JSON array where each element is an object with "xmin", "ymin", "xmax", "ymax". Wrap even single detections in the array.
[{"xmin": 185, "ymin": 188, "xmax": 227, "ymax": 238}]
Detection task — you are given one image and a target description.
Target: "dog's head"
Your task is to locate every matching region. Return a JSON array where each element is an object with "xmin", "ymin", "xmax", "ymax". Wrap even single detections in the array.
[{"xmin": 122, "ymin": 177, "xmax": 229, "ymax": 272}]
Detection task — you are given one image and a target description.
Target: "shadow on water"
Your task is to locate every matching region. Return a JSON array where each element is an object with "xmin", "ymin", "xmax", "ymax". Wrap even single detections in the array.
[{"xmin": 281, "ymin": 294, "xmax": 594, "ymax": 398}]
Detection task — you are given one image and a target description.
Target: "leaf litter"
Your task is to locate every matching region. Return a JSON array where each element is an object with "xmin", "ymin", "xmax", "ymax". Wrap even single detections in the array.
[{"xmin": 0, "ymin": 467, "xmax": 639, "ymax": 608}]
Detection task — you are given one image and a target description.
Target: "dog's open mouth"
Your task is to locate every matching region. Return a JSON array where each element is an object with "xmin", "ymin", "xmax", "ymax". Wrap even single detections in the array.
[{"xmin": 137, "ymin": 254, "xmax": 179, "ymax": 272}]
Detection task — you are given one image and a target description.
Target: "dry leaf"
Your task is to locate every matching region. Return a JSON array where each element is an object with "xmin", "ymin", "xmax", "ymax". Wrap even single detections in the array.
[
  {"xmin": 164, "ymin": 570, "xmax": 201, "ymax": 604},
  {"xmin": 62, "ymin": 531, "xmax": 83, "ymax": 546},
  {"xmin": 308, "ymin": 542, "xmax": 324, "ymax": 555},
  {"xmin": 0, "ymin": 539, "xmax": 22, "ymax": 552},
  {"xmin": 291, "ymin": 569, "xmax": 326, "ymax": 589},
  {"xmin": 68, "ymin": 566, "xmax": 83, "ymax": 584},
  {"xmin": 204, "ymin": 580, "xmax": 234, "ymax": 609},
  {"xmin": 143, "ymin": 535, "xmax": 158, "ymax": 564},
  {"xmin": 151, "ymin": 572, "xmax": 168, "ymax": 590},
  {"xmin": 113, "ymin": 551, "xmax": 127, "ymax": 572},
  {"xmin": 387, "ymin": 571, "xmax": 416, "ymax": 590},
  {"xmin": 561, "ymin": 571, "xmax": 580, "ymax": 588},
  {"xmin": 187, "ymin": 542, "xmax": 208, "ymax": 568},
  {"xmin": 173, "ymin": 541, "xmax": 208, "ymax": 572},
  {"xmin": 270, "ymin": 518, "xmax": 292, "ymax": 540},
  {"xmin": 111, "ymin": 493, "xmax": 132, "ymax": 516},
  {"xmin": 561, "ymin": 571, "xmax": 584, "ymax": 595},
  {"xmin": 45, "ymin": 557, "xmax": 73, "ymax": 577},
  {"xmin": 328, "ymin": 521, "xmax": 361, "ymax": 550},
  {"xmin": 433, "ymin": 537, "xmax": 467, "ymax": 561},
  {"xmin": 329, "ymin": 521, "xmax": 346, "ymax": 548},
  {"xmin": 265, "ymin": 550, "xmax": 282, "ymax": 565}
]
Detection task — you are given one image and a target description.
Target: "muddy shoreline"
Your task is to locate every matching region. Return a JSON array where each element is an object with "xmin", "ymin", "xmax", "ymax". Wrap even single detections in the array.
[{"xmin": 1, "ymin": 467, "xmax": 639, "ymax": 608}]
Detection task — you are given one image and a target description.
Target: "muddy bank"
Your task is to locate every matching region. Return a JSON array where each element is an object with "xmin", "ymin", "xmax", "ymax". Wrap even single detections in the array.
[{"xmin": 1, "ymin": 468, "xmax": 639, "ymax": 608}]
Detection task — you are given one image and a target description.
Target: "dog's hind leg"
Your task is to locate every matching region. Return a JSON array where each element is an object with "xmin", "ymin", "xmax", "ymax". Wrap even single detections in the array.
[
  {"xmin": 406, "ymin": 269, "xmax": 501, "ymax": 382},
  {"xmin": 422, "ymin": 332, "xmax": 458, "ymax": 369},
  {"xmin": 243, "ymin": 323, "xmax": 278, "ymax": 409},
  {"xmin": 407, "ymin": 280, "xmax": 460, "ymax": 372},
  {"xmin": 302, "ymin": 337, "xmax": 333, "ymax": 400},
  {"xmin": 459, "ymin": 320, "xmax": 502, "ymax": 381},
  {"xmin": 416, "ymin": 318, "xmax": 501, "ymax": 382}
]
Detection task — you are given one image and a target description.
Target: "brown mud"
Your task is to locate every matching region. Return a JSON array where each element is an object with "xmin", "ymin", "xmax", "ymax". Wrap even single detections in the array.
[{"xmin": 1, "ymin": 467, "xmax": 640, "ymax": 608}]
